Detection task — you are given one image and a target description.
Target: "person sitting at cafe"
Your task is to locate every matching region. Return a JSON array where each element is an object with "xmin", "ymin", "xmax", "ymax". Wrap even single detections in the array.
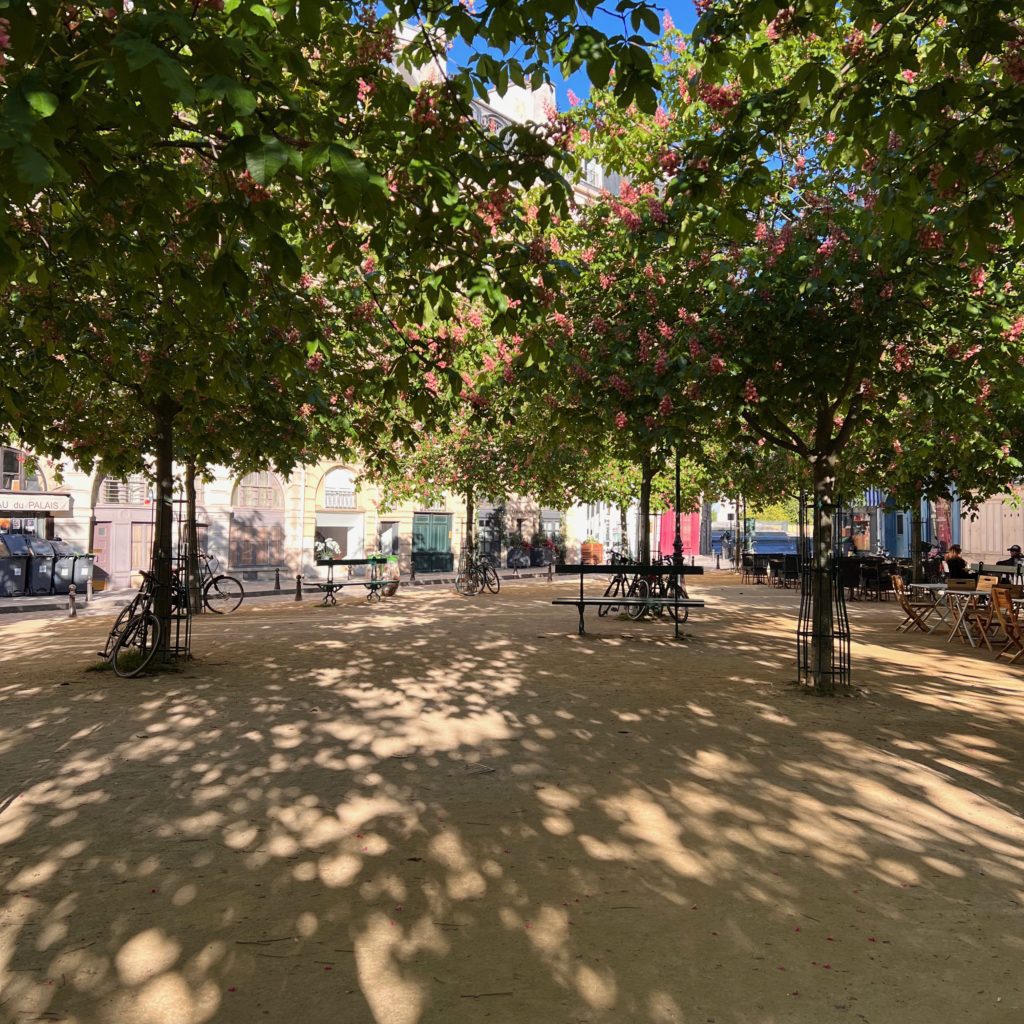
[
  {"xmin": 997, "ymin": 544, "xmax": 1023, "ymax": 566},
  {"xmin": 944, "ymin": 544, "xmax": 974, "ymax": 580}
]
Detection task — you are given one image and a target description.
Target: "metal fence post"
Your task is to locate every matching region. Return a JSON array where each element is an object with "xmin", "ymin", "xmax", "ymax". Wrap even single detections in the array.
[
  {"xmin": 274, "ymin": 567, "xmax": 281, "ymax": 591},
  {"xmin": 295, "ymin": 574, "xmax": 303, "ymax": 601}
]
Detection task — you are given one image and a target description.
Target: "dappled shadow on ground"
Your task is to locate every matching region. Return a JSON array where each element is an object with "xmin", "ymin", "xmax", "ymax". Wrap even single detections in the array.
[{"xmin": 1, "ymin": 582, "xmax": 1022, "ymax": 1023}]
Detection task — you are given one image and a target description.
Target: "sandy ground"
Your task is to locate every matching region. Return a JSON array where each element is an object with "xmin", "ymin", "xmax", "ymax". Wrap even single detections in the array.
[{"xmin": 0, "ymin": 575, "xmax": 1021, "ymax": 1024}]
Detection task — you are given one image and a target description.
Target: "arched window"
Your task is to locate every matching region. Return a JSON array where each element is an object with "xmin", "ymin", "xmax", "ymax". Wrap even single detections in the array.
[
  {"xmin": 100, "ymin": 475, "xmax": 152, "ymax": 504},
  {"xmin": 233, "ymin": 471, "xmax": 284, "ymax": 509},
  {"xmin": 322, "ymin": 467, "xmax": 356, "ymax": 509},
  {"xmin": 1, "ymin": 447, "xmax": 45, "ymax": 492}
]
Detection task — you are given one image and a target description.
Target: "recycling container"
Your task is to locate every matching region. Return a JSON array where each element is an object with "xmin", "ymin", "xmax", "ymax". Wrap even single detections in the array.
[
  {"xmin": 0, "ymin": 534, "xmax": 30, "ymax": 597},
  {"xmin": 72, "ymin": 553, "xmax": 96, "ymax": 591},
  {"xmin": 50, "ymin": 540, "xmax": 79, "ymax": 595},
  {"xmin": 26, "ymin": 538, "xmax": 56, "ymax": 595}
]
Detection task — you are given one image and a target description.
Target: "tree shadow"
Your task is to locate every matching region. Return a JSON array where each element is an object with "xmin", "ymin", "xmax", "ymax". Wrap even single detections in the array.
[{"xmin": 1, "ymin": 583, "xmax": 1021, "ymax": 1023}]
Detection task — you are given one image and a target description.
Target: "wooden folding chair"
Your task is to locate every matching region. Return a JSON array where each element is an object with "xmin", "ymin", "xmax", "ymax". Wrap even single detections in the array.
[
  {"xmin": 891, "ymin": 576, "xmax": 936, "ymax": 633},
  {"xmin": 990, "ymin": 588, "xmax": 1024, "ymax": 664}
]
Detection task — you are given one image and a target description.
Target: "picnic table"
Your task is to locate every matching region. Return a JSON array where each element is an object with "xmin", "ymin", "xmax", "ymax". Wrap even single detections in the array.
[
  {"xmin": 313, "ymin": 557, "xmax": 398, "ymax": 606},
  {"xmin": 552, "ymin": 563, "xmax": 705, "ymax": 639}
]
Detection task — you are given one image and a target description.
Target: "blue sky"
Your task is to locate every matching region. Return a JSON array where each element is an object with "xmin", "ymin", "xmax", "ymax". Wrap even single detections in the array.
[{"xmin": 447, "ymin": 2, "xmax": 699, "ymax": 110}]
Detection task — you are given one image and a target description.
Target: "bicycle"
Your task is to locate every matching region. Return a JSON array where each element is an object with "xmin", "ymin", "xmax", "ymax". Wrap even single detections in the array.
[
  {"xmin": 99, "ymin": 570, "xmax": 170, "ymax": 678},
  {"xmin": 636, "ymin": 556, "xmax": 691, "ymax": 623},
  {"xmin": 455, "ymin": 550, "xmax": 500, "ymax": 596},
  {"xmin": 598, "ymin": 551, "xmax": 642, "ymax": 617},
  {"xmin": 196, "ymin": 553, "xmax": 244, "ymax": 613},
  {"xmin": 172, "ymin": 553, "xmax": 244, "ymax": 613}
]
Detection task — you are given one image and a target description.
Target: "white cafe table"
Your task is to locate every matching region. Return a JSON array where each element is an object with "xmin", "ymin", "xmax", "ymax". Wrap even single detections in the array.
[
  {"xmin": 944, "ymin": 590, "xmax": 984, "ymax": 647},
  {"xmin": 908, "ymin": 582, "xmax": 950, "ymax": 634}
]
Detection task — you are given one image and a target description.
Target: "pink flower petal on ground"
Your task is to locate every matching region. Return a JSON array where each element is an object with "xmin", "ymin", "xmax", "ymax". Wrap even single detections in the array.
[{"xmin": 228, "ymin": 987, "xmax": 237, "ymax": 993}]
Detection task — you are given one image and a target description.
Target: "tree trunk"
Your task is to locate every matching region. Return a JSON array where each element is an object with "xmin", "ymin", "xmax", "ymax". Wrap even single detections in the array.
[
  {"xmin": 735, "ymin": 493, "xmax": 743, "ymax": 570},
  {"xmin": 150, "ymin": 398, "xmax": 176, "ymax": 658},
  {"xmin": 911, "ymin": 491, "xmax": 924, "ymax": 584},
  {"xmin": 810, "ymin": 453, "xmax": 837, "ymax": 693},
  {"xmin": 185, "ymin": 459, "xmax": 202, "ymax": 614},
  {"xmin": 639, "ymin": 453, "xmax": 653, "ymax": 563},
  {"xmin": 465, "ymin": 486, "xmax": 474, "ymax": 558},
  {"xmin": 619, "ymin": 505, "xmax": 629, "ymax": 558}
]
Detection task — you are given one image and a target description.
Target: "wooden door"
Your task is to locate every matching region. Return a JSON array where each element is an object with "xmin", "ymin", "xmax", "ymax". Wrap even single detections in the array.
[{"xmin": 412, "ymin": 513, "xmax": 453, "ymax": 573}]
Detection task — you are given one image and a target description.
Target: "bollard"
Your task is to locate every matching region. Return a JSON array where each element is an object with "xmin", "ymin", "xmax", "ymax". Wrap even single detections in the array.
[
  {"xmin": 67, "ymin": 583, "xmax": 77, "ymax": 618},
  {"xmin": 690, "ymin": 555, "xmax": 694, "ymax": 566},
  {"xmin": 716, "ymin": 552, "xmax": 721, "ymax": 570},
  {"xmin": 274, "ymin": 567, "xmax": 281, "ymax": 592},
  {"xmin": 295, "ymin": 574, "xmax": 303, "ymax": 601},
  {"xmin": 548, "ymin": 560, "xmax": 554, "ymax": 582}
]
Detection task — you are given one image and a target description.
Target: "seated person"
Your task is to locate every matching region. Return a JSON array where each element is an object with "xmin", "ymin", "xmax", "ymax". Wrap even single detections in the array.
[
  {"xmin": 944, "ymin": 544, "xmax": 974, "ymax": 580},
  {"xmin": 996, "ymin": 544, "xmax": 1023, "ymax": 566}
]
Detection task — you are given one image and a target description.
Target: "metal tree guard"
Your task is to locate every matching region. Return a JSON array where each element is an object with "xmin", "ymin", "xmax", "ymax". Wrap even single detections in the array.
[{"xmin": 797, "ymin": 492, "xmax": 851, "ymax": 689}]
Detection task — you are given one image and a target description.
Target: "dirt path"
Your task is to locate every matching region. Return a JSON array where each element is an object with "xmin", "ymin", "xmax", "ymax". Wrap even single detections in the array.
[{"xmin": 1, "ymin": 577, "xmax": 1021, "ymax": 1023}]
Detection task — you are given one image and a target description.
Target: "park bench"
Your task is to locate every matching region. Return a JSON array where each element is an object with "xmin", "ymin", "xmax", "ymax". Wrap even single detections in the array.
[
  {"xmin": 314, "ymin": 557, "xmax": 399, "ymax": 606},
  {"xmin": 552, "ymin": 563, "xmax": 705, "ymax": 639}
]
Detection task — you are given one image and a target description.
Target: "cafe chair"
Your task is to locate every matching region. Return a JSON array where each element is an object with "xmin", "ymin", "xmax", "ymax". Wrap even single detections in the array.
[
  {"xmin": 991, "ymin": 588, "xmax": 1024, "ymax": 664},
  {"xmin": 892, "ymin": 576, "xmax": 935, "ymax": 633}
]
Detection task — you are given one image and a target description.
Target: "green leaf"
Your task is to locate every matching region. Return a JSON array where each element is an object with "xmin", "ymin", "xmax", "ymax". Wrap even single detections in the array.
[
  {"xmin": 245, "ymin": 136, "xmax": 289, "ymax": 184},
  {"xmin": 25, "ymin": 90, "xmax": 59, "ymax": 119},
  {"xmin": 13, "ymin": 145, "xmax": 53, "ymax": 186}
]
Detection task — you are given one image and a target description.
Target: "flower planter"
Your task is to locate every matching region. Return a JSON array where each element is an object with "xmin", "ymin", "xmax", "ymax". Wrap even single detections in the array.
[{"xmin": 581, "ymin": 541, "xmax": 603, "ymax": 565}]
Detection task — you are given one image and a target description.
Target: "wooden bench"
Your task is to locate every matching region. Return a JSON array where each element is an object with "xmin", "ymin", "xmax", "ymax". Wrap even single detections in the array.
[
  {"xmin": 314, "ymin": 557, "xmax": 398, "ymax": 606},
  {"xmin": 553, "ymin": 563, "xmax": 705, "ymax": 638}
]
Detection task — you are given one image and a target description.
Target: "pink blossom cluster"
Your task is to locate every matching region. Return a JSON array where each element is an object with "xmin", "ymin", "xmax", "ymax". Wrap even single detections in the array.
[
  {"xmin": 892, "ymin": 343, "xmax": 912, "ymax": 371},
  {"xmin": 0, "ymin": 18, "xmax": 10, "ymax": 57},
  {"xmin": 688, "ymin": 337, "xmax": 703, "ymax": 359},
  {"xmin": 709, "ymin": 355, "xmax": 726, "ymax": 374},
  {"xmin": 659, "ymin": 394, "xmax": 673, "ymax": 416},
  {"xmin": 917, "ymin": 227, "xmax": 945, "ymax": 250},
  {"xmin": 608, "ymin": 374, "xmax": 633, "ymax": 399},
  {"xmin": 305, "ymin": 353, "xmax": 324, "ymax": 372},
  {"xmin": 743, "ymin": 379, "xmax": 759, "ymax": 402},
  {"xmin": 357, "ymin": 79, "xmax": 375, "ymax": 104},
  {"xmin": 659, "ymin": 149, "xmax": 681, "ymax": 175},
  {"xmin": 1004, "ymin": 316, "xmax": 1024, "ymax": 342},
  {"xmin": 1003, "ymin": 36, "xmax": 1024, "ymax": 84},
  {"xmin": 698, "ymin": 80, "xmax": 741, "ymax": 114},
  {"xmin": 615, "ymin": 410, "xmax": 628, "ymax": 430},
  {"xmin": 970, "ymin": 266, "xmax": 987, "ymax": 294},
  {"xmin": 612, "ymin": 202, "xmax": 642, "ymax": 231},
  {"xmin": 766, "ymin": 7, "xmax": 795, "ymax": 43},
  {"xmin": 551, "ymin": 311, "xmax": 575, "ymax": 336},
  {"xmin": 694, "ymin": 0, "xmax": 714, "ymax": 14},
  {"xmin": 654, "ymin": 349, "xmax": 669, "ymax": 375},
  {"xmin": 647, "ymin": 197, "xmax": 667, "ymax": 225}
]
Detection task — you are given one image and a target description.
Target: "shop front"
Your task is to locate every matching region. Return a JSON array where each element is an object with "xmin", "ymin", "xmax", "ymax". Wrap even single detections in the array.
[{"xmin": 0, "ymin": 489, "xmax": 73, "ymax": 539}]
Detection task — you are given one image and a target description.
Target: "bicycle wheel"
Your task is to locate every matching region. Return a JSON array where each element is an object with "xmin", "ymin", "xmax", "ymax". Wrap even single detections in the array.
[
  {"xmin": 665, "ymin": 580, "xmax": 689, "ymax": 623},
  {"xmin": 111, "ymin": 613, "xmax": 161, "ymax": 678},
  {"xmin": 483, "ymin": 564, "xmax": 500, "ymax": 594},
  {"xmin": 455, "ymin": 571, "xmax": 478, "ymax": 596},
  {"xmin": 204, "ymin": 575, "xmax": 244, "ymax": 613},
  {"xmin": 626, "ymin": 578, "xmax": 650, "ymax": 620},
  {"xmin": 647, "ymin": 580, "xmax": 667, "ymax": 618}
]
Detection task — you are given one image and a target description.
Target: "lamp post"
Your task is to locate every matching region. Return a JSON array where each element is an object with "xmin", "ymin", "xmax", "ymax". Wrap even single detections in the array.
[{"xmin": 673, "ymin": 448, "xmax": 683, "ymax": 565}]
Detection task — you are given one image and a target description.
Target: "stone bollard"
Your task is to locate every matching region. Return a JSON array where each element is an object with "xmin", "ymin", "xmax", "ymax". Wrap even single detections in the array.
[
  {"xmin": 67, "ymin": 584, "xmax": 77, "ymax": 618},
  {"xmin": 274, "ymin": 567, "xmax": 281, "ymax": 591},
  {"xmin": 295, "ymin": 574, "xmax": 303, "ymax": 601},
  {"xmin": 548, "ymin": 561, "xmax": 554, "ymax": 582},
  {"xmin": 716, "ymin": 552, "xmax": 721, "ymax": 570}
]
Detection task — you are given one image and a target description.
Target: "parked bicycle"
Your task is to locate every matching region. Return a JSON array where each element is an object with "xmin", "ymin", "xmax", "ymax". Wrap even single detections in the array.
[
  {"xmin": 172, "ymin": 553, "xmax": 244, "ymax": 613},
  {"xmin": 455, "ymin": 550, "xmax": 501, "ymax": 596},
  {"xmin": 98, "ymin": 570, "xmax": 172, "ymax": 678}
]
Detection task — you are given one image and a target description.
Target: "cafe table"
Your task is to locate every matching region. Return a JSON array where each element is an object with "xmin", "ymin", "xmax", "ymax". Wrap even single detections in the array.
[{"xmin": 908, "ymin": 582, "xmax": 950, "ymax": 634}]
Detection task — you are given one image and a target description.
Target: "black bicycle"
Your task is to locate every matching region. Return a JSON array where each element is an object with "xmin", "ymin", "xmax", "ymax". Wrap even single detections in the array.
[
  {"xmin": 197, "ymin": 554, "xmax": 244, "ymax": 613},
  {"xmin": 598, "ymin": 551, "xmax": 648, "ymax": 620},
  {"xmin": 99, "ymin": 570, "xmax": 168, "ymax": 678}
]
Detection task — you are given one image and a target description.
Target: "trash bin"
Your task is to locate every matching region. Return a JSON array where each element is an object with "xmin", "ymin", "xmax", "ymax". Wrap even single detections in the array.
[
  {"xmin": 73, "ymin": 553, "xmax": 96, "ymax": 593},
  {"xmin": 26, "ymin": 538, "xmax": 56, "ymax": 595},
  {"xmin": 50, "ymin": 540, "xmax": 79, "ymax": 595},
  {"xmin": 0, "ymin": 534, "xmax": 30, "ymax": 597}
]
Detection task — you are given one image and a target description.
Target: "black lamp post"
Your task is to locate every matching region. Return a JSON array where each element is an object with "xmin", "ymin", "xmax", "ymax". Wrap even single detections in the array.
[{"xmin": 673, "ymin": 448, "xmax": 683, "ymax": 565}]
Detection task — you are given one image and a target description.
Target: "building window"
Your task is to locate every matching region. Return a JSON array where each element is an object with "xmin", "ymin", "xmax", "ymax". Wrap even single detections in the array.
[
  {"xmin": 1, "ymin": 447, "xmax": 45, "ymax": 492},
  {"xmin": 130, "ymin": 522, "xmax": 153, "ymax": 570},
  {"xmin": 583, "ymin": 159, "xmax": 603, "ymax": 189},
  {"xmin": 233, "ymin": 471, "xmax": 284, "ymax": 509},
  {"xmin": 230, "ymin": 521, "xmax": 285, "ymax": 566},
  {"xmin": 101, "ymin": 475, "xmax": 152, "ymax": 504},
  {"xmin": 322, "ymin": 467, "xmax": 356, "ymax": 510}
]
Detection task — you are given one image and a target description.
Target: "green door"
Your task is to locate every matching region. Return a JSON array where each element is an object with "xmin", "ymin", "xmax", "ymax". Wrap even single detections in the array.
[{"xmin": 412, "ymin": 513, "xmax": 453, "ymax": 573}]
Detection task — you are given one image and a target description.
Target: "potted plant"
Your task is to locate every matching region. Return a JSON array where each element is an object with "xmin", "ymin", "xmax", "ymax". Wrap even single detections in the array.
[{"xmin": 581, "ymin": 536, "xmax": 604, "ymax": 565}]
